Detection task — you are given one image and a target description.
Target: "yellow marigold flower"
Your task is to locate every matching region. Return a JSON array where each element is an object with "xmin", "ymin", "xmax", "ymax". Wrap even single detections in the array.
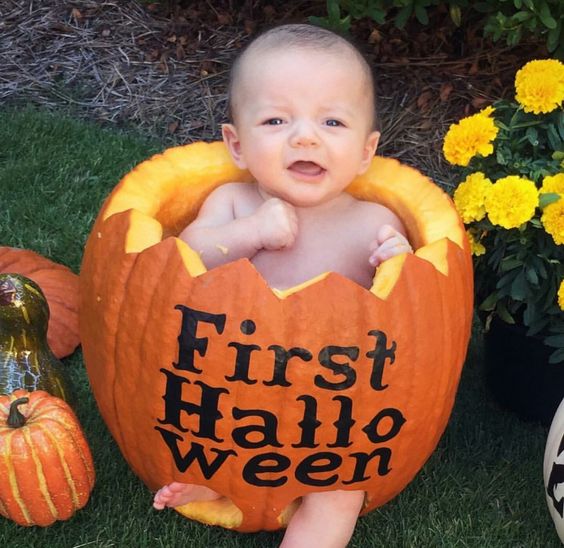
[
  {"xmin": 485, "ymin": 175, "xmax": 538, "ymax": 229},
  {"xmin": 559, "ymin": 280, "xmax": 564, "ymax": 311},
  {"xmin": 454, "ymin": 172, "xmax": 493, "ymax": 223},
  {"xmin": 515, "ymin": 59, "xmax": 564, "ymax": 114},
  {"xmin": 467, "ymin": 230, "xmax": 486, "ymax": 256},
  {"xmin": 443, "ymin": 107, "xmax": 499, "ymax": 167},
  {"xmin": 542, "ymin": 199, "xmax": 564, "ymax": 245},
  {"xmin": 540, "ymin": 172, "xmax": 564, "ymax": 195}
]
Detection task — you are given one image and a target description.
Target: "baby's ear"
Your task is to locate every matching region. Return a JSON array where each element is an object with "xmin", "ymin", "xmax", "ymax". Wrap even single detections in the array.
[
  {"xmin": 222, "ymin": 124, "xmax": 247, "ymax": 168},
  {"xmin": 358, "ymin": 131, "xmax": 380, "ymax": 174}
]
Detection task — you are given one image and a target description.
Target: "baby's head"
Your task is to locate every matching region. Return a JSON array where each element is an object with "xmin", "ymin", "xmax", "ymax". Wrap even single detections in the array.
[
  {"xmin": 222, "ymin": 24, "xmax": 381, "ymax": 207},
  {"xmin": 227, "ymin": 24, "xmax": 378, "ymax": 131}
]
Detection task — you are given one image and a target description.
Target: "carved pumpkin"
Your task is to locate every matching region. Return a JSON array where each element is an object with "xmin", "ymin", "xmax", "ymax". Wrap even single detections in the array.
[
  {"xmin": 0, "ymin": 274, "xmax": 72, "ymax": 402},
  {"xmin": 80, "ymin": 142, "xmax": 473, "ymax": 532},
  {"xmin": 544, "ymin": 397, "xmax": 564, "ymax": 543},
  {"xmin": 0, "ymin": 247, "xmax": 80, "ymax": 359},
  {"xmin": 0, "ymin": 390, "xmax": 95, "ymax": 526}
]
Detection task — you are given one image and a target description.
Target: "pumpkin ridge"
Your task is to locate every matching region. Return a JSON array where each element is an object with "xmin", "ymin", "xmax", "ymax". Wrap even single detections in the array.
[
  {"xmin": 33, "ymin": 403, "xmax": 96, "ymax": 492},
  {"xmin": 22, "ymin": 427, "xmax": 59, "ymax": 521},
  {"xmin": 115, "ymin": 239, "xmax": 178, "ymax": 482},
  {"xmin": 37, "ymin": 423, "xmax": 80, "ymax": 508},
  {"xmin": 110, "ymin": 249, "xmax": 146, "ymax": 470},
  {"xmin": 2, "ymin": 432, "xmax": 32, "ymax": 524}
]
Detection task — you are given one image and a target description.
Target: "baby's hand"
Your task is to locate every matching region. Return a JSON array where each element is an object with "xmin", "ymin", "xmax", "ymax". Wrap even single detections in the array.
[
  {"xmin": 253, "ymin": 198, "xmax": 298, "ymax": 250},
  {"xmin": 369, "ymin": 224, "xmax": 412, "ymax": 268}
]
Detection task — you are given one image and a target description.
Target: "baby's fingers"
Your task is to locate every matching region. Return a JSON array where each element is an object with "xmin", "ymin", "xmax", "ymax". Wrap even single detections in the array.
[{"xmin": 369, "ymin": 237, "xmax": 412, "ymax": 267}]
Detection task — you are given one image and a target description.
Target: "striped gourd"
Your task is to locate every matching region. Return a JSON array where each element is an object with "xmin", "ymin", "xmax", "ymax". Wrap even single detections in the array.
[{"xmin": 0, "ymin": 390, "xmax": 95, "ymax": 526}]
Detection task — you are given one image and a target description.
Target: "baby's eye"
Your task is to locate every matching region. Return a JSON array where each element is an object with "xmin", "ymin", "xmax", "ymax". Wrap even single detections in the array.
[
  {"xmin": 325, "ymin": 119, "xmax": 344, "ymax": 127},
  {"xmin": 264, "ymin": 118, "xmax": 284, "ymax": 126}
]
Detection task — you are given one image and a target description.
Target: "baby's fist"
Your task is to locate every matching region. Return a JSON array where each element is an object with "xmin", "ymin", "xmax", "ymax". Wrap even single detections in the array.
[
  {"xmin": 255, "ymin": 198, "xmax": 298, "ymax": 250},
  {"xmin": 369, "ymin": 224, "xmax": 412, "ymax": 267}
]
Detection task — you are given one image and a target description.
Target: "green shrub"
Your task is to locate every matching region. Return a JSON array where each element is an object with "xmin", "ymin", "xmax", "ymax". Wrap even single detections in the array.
[{"xmin": 311, "ymin": 0, "xmax": 564, "ymax": 56}]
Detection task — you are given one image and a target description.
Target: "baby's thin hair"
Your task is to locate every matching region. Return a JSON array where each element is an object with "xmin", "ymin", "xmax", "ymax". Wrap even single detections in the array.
[{"xmin": 226, "ymin": 23, "xmax": 379, "ymax": 130}]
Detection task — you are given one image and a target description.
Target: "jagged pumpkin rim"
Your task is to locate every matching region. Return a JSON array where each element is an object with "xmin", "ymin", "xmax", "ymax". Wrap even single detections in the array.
[{"xmin": 95, "ymin": 141, "xmax": 469, "ymax": 300}]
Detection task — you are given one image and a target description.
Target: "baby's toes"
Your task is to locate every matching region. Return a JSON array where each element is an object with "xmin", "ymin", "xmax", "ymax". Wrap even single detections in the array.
[{"xmin": 153, "ymin": 487, "xmax": 170, "ymax": 509}]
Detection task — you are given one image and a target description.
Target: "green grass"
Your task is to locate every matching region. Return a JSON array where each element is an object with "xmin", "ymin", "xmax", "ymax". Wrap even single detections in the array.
[{"xmin": 0, "ymin": 106, "xmax": 560, "ymax": 547}]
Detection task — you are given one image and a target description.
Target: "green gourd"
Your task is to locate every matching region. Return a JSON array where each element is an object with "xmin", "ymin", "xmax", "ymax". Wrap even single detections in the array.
[{"xmin": 0, "ymin": 273, "xmax": 71, "ymax": 401}]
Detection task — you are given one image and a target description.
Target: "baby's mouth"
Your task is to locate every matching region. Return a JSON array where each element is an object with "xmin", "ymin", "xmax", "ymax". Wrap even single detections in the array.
[{"xmin": 288, "ymin": 161, "xmax": 326, "ymax": 178}]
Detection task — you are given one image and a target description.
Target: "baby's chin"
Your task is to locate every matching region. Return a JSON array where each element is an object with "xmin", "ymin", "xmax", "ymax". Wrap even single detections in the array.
[{"xmin": 277, "ymin": 189, "xmax": 343, "ymax": 208}]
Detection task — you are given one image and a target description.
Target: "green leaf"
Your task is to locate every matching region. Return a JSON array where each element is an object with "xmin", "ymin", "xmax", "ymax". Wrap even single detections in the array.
[
  {"xmin": 514, "ymin": 0, "xmax": 523, "ymax": 8},
  {"xmin": 394, "ymin": 5, "xmax": 413, "ymax": 28},
  {"xmin": 547, "ymin": 125, "xmax": 562, "ymax": 150},
  {"xmin": 539, "ymin": 1, "xmax": 558, "ymax": 30},
  {"xmin": 414, "ymin": 4, "xmax": 429, "ymax": 25},
  {"xmin": 479, "ymin": 291, "xmax": 498, "ymax": 311},
  {"xmin": 450, "ymin": 5, "xmax": 462, "ymax": 26},
  {"xmin": 545, "ymin": 334, "xmax": 564, "ymax": 347},
  {"xmin": 496, "ymin": 269, "xmax": 520, "ymax": 290},
  {"xmin": 496, "ymin": 148, "xmax": 508, "ymax": 165},
  {"xmin": 526, "ymin": 126, "xmax": 539, "ymax": 146},
  {"xmin": 512, "ymin": 10, "xmax": 532, "ymax": 23},
  {"xmin": 510, "ymin": 270, "xmax": 529, "ymax": 300},
  {"xmin": 367, "ymin": 6, "xmax": 387, "ymax": 24},
  {"xmin": 525, "ymin": 266, "xmax": 539, "ymax": 285},
  {"xmin": 549, "ymin": 347, "xmax": 564, "ymax": 364},
  {"xmin": 496, "ymin": 302, "xmax": 516, "ymax": 324},
  {"xmin": 547, "ymin": 22, "xmax": 561, "ymax": 52},
  {"xmin": 328, "ymin": 0, "xmax": 342, "ymax": 21},
  {"xmin": 539, "ymin": 192, "xmax": 561, "ymax": 208},
  {"xmin": 500, "ymin": 257, "xmax": 522, "ymax": 271},
  {"xmin": 507, "ymin": 26, "xmax": 523, "ymax": 47}
]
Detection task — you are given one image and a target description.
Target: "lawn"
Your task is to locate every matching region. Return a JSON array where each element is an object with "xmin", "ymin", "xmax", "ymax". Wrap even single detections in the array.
[{"xmin": 0, "ymin": 106, "xmax": 560, "ymax": 547}]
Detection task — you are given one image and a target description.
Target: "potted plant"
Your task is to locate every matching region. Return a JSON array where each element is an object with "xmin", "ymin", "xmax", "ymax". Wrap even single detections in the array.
[{"xmin": 443, "ymin": 59, "xmax": 564, "ymax": 425}]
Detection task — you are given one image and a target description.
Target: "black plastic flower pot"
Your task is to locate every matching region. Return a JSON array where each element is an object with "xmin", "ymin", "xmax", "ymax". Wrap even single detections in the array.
[{"xmin": 484, "ymin": 317, "xmax": 564, "ymax": 426}]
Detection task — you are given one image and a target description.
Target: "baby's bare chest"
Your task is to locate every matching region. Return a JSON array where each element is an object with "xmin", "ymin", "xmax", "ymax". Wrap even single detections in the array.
[{"xmin": 253, "ymin": 213, "xmax": 377, "ymax": 290}]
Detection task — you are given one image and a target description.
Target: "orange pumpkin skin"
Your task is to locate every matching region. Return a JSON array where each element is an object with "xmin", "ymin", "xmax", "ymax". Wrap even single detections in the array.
[
  {"xmin": 0, "ymin": 247, "xmax": 80, "ymax": 359},
  {"xmin": 0, "ymin": 390, "xmax": 95, "ymax": 526},
  {"xmin": 80, "ymin": 142, "xmax": 473, "ymax": 532}
]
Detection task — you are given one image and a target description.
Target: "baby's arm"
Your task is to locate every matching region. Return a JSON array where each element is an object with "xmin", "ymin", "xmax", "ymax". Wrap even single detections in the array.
[
  {"xmin": 179, "ymin": 184, "xmax": 298, "ymax": 269},
  {"xmin": 368, "ymin": 223, "xmax": 412, "ymax": 268}
]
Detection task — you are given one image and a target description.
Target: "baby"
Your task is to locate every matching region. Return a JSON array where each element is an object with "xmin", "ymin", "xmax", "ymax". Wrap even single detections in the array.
[{"xmin": 153, "ymin": 23, "xmax": 412, "ymax": 547}]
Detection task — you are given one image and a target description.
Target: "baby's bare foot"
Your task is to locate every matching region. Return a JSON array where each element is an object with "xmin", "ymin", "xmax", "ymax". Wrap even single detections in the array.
[{"xmin": 153, "ymin": 482, "xmax": 222, "ymax": 510}]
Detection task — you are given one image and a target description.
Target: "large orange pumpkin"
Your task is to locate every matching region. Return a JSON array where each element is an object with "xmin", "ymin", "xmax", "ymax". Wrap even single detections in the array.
[
  {"xmin": 0, "ymin": 390, "xmax": 95, "ymax": 526},
  {"xmin": 80, "ymin": 142, "xmax": 473, "ymax": 532}
]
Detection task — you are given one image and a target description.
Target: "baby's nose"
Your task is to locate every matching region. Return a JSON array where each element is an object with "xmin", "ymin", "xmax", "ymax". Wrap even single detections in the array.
[{"xmin": 290, "ymin": 122, "xmax": 319, "ymax": 147}]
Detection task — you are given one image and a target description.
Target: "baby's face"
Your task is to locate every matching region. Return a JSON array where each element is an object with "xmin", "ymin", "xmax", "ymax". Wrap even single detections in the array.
[{"xmin": 222, "ymin": 47, "xmax": 380, "ymax": 207}]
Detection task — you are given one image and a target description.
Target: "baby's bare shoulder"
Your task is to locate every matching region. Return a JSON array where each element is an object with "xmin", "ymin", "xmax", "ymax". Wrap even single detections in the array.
[
  {"xmin": 353, "ymin": 199, "xmax": 403, "ymax": 226},
  {"xmin": 206, "ymin": 181, "xmax": 254, "ymax": 199}
]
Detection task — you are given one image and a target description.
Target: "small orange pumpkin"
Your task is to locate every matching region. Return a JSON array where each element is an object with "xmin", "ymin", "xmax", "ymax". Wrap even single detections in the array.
[
  {"xmin": 80, "ymin": 142, "xmax": 473, "ymax": 532},
  {"xmin": 0, "ymin": 247, "xmax": 80, "ymax": 359},
  {"xmin": 0, "ymin": 390, "xmax": 95, "ymax": 526}
]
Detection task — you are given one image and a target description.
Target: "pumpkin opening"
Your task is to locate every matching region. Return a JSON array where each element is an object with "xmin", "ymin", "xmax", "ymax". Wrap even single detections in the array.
[{"xmin": 103, "ymin": 142, "xmax": 467, "ymax": 299}]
